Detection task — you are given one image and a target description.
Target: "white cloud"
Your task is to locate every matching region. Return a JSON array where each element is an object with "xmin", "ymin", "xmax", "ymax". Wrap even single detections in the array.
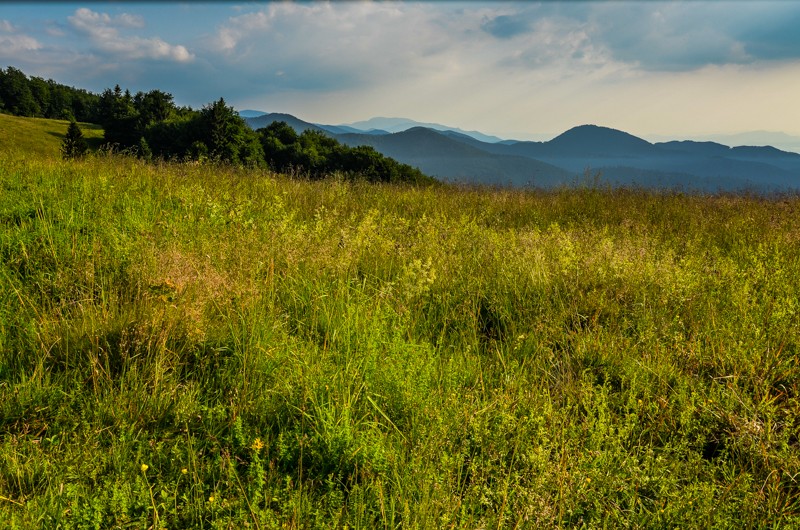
[
  {"xmin": 214, "ymin": 11, "xmax": 270, "ymax": 52},
  {"xmin": 45, "ymin": 26, "xmax": 66, "ymax": 38},
  {"xmin": 0, "ymin": 18, "xmax": 42, "ymax": 56},
  {"xmin": 207, "ymin": 2, "xmax": 635, "ymax": 97},
  {"xmin": 117, "ymin": 13, "xmax": 145, "ymax": 29},
  {"xmin": 68, "ymin": 7, "xmax": 193, "ymax": 63},
  {"xmin": 202, "ymin": 2, "xmax": 642, "ymax": 131},
  {"xmin": 211, "ymin": 3, "xmax": 454, "ymax": 72}
]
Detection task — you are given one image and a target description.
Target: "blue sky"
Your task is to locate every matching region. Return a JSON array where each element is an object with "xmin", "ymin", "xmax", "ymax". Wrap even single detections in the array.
[{"xmin": 2, "ymin": 1, "xmax": 800, "ymax": 141}]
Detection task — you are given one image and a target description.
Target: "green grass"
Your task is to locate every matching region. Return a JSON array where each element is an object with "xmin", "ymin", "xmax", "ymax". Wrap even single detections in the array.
[
  {"xmin": 0, "ymin": 118, "xmax": 799, "ymax": 528},
  {"xmin": 0, "ymin": 113, "xmax": 104, "ymax": 159}
]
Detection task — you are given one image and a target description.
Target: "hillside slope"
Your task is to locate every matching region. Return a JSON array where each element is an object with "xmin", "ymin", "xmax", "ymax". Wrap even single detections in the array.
[{"xmin": 0, "ymin": 113, "xmax": 104, "ymax": 158}]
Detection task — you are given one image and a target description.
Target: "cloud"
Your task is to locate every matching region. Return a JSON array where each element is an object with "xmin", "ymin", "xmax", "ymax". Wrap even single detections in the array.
[
  {"xmin": 214, "ymin": 11, "xmax": 270, "ymax": 52},
  {"xmin": 737, "ymin": 7, "xmax": 800, "ymax": 61},
  {"xmin": 206, "ymin": 2, "xmax": 459, "ymax": 91},
  {"xmin": 584, "ymin": 4, "xmax": 749, "ymax": 71},
  {"xmin": 586, "ymin": 3, "xmax": 800, "ymax": 71},
  {"xmin": 204, "ymin": 2, "xmax": 620, "ymax": 98},
  {"xmin": 68, "ymin": 7, "xmax": 193, "ymax": 63},
  {"xmin": 474, "ymin": 3, "xmax": 800, "ymax": 72},
  {"xmin": 0, "ymin": 19, "xmax": 42, "ymax": 56}
]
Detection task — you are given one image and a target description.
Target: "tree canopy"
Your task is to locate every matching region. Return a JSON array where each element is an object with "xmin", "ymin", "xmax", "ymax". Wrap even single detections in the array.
[{"xmin": 0, "ymin": 66, "xmax": 100, "ymax": 122}]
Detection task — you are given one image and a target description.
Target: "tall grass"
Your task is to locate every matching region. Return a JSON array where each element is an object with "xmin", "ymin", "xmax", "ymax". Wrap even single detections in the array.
[{"xmin": 1, "ymin": 152, "xmax": 798, "ymax": 528}]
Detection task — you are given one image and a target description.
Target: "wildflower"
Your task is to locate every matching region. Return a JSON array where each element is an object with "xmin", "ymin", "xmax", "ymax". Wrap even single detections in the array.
[
  {"xmin": 585, "ymin": 477, "xmax": 591, "ymax": 483},
  {"xmin": 208, "ymin": 495, "xmax": 215, "ymax": 502},
  {"xmin": 251, "ymin": 438, "xmax": 264, "ymax": 451},
  {"xmin": 140, "ymin": 464, "xmax": 149, "ymax": 473},
  {"xmin": 181, "ymin": 468, "xmax": 188, "ymax": 475}
]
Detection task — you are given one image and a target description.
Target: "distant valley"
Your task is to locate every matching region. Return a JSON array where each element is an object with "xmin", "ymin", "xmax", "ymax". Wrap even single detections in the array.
[{"xmin": 242, "ymin": 111, "xmax": 800, "ymax": 192}]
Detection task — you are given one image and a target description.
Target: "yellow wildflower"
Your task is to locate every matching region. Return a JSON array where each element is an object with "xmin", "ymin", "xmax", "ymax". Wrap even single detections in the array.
[{"xmin": 140, "ymin": 464, "xmax": 149, "ymax": 473}]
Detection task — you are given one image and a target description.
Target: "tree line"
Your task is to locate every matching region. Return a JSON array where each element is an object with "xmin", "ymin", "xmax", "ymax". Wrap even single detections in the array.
[
  {"xmin": 0, "ymin": 66, "xmax": 99, "ymax": 122},
  {"xmin": 2, "ymin": 66, "xmax": 434, "ymax": 185}
]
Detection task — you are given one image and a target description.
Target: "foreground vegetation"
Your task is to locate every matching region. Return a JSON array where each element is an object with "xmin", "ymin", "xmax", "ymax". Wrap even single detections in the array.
[{"xmin": 1, "ymin": 149, "xmax": 799, "ymax": 528}]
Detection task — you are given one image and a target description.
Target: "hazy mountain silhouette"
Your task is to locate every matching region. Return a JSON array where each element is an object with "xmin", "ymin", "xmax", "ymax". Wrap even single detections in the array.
[
  {"xmin": 245, "ymin": 113, "xmax": 327, "ymax": 134},
  {"xmin": 343, "ymin": 117, "xmax": 505, "ymax": 144},
  {"xmin": 656, "ymin": 140, "xmax": 734, "ymax": 157},
  {"xmin": 336, "ymin": 127, "xmax": 571, "ymax": 186},
  {"xmin": 316, "ymin": 124, "xmax": 390, "ymax": 136},
  {"xmin": 545, "ymin": 125, "xmax": 660, "ymax": 156},
  {"xmin": 244, "ymin": 112, "xmax": 800, "ymax": 192},
  {"xmin": 238, "ymin": 109, "xmax": 268, "ymax": 118},
  {"xmin": 649, "ymin": 131, "xmax": 800, "ymax": 155},
  {"xmin": 244, "ymin": 113, "xmax": 391, "ymax": 137}
]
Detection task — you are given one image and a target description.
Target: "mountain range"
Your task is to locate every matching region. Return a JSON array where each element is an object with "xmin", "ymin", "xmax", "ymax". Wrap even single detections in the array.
[{"xmin": 241, "ymin": 111, "xmax": 800, "ymax": 192}]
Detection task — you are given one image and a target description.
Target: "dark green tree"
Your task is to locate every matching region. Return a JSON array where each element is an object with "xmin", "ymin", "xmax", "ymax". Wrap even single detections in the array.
[
  {"xmin": 137, "ymin": 136, "xmax": 152, "ymax": 161},
  {"xmin": 28, "ymin": 76, "xmax": 50, "ymax": 117},
  {"xmin": 200, "ymin": 98, "xmax": 241, "ymax": 162},
  {"xmin": 0, "ymin": 67, "xmax": 100, "ymax": 121},
  {"xmin": 143, "ymin": 114, "xmax": 198, "ymax": 160},
  {"xmin": 198, "ymin": 98, "xmax": 262, "ymax": 165},
  {"xmin": 134, "ymin": 89, "xmax": 175, "ymax": 129},
  {"xmin": 0, "ymin": 66, "xmax": 40, "ymax": 116},
  {"xmin": 47, "ymin": 83, "xmax": 74, "ymax": 120},
  {"xmin": 61, "ymin": 121, "xmax": 88, "ymax": 159},
  {"xmin": 98, "ymin": 85, "xmax": 139, "ymax": 147},
  {"xmin": 257, "ymin": 121, "xmax": 433, "ymax": 184}
]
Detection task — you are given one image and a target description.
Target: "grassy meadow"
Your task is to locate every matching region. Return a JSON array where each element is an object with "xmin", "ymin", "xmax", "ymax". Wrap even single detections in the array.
[
  {"xmin": 0, "ymin": 114, "xmax": 104, "ymax": 160},
  {"xmin": 1, "ymin": 126, "xmax": 799, "ymax": 528}
]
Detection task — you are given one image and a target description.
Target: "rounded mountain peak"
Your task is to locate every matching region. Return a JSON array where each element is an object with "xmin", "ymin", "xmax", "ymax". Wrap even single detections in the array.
[{"xmin": 549, "ymin": 124, "xmax": 655, "ymax": 155}]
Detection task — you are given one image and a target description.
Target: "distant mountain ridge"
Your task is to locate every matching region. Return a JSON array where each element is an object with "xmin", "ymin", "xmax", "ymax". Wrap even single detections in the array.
[
  {"xmin": 245, "ymin": 113, "xmax": 327, "ymax": 134},
  {"xmin": 648, "ymin": 131, "xmax": 800, "ymax": 155},
  {"xmin": 241, "ymin": 111, "xmax": 800, "ymax": 192},
  {"xmin": 343, "ymin": 117, "xmax": 505, "ymax": 144},
  {"xmin": 336, "ymin": 127, "xmax": 572, "ymax": 187},
  {"xmin": 240, "ymin": 111, "xmax": 504, "ymax": 143}
]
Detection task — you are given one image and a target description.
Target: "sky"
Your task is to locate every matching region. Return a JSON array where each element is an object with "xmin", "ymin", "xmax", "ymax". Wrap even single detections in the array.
[{"xmin": 2, "ymin": 1, "xmax": 800, "ymax": 143}]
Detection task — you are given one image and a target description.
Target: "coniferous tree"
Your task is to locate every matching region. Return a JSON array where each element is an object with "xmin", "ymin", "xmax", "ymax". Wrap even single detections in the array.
[
  {"xmin": 137, "ymin": 136, "xmax": 152, "ymax": 161},
  {"xmin": 198, "ymin": 98, "xmax": 263, "ymax": 165},
  {"xmin": 61, "ymin": 121, "xmax": 88, "ymax": 159}
]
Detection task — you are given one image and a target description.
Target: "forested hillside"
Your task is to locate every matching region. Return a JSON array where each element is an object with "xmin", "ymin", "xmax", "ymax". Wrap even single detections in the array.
[{"xmin": 0, "ymin": 66, "xmax": 433, "ymax": 185}]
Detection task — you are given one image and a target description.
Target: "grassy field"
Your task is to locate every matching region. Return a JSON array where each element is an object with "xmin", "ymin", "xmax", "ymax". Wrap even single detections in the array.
[
  {"xmin": 0, "ymin": 113, "xmax": 104, "ymax": 159},
  {"xmin": 1, "ymin": 122, "xmax": 799, "ymax": 528}
]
